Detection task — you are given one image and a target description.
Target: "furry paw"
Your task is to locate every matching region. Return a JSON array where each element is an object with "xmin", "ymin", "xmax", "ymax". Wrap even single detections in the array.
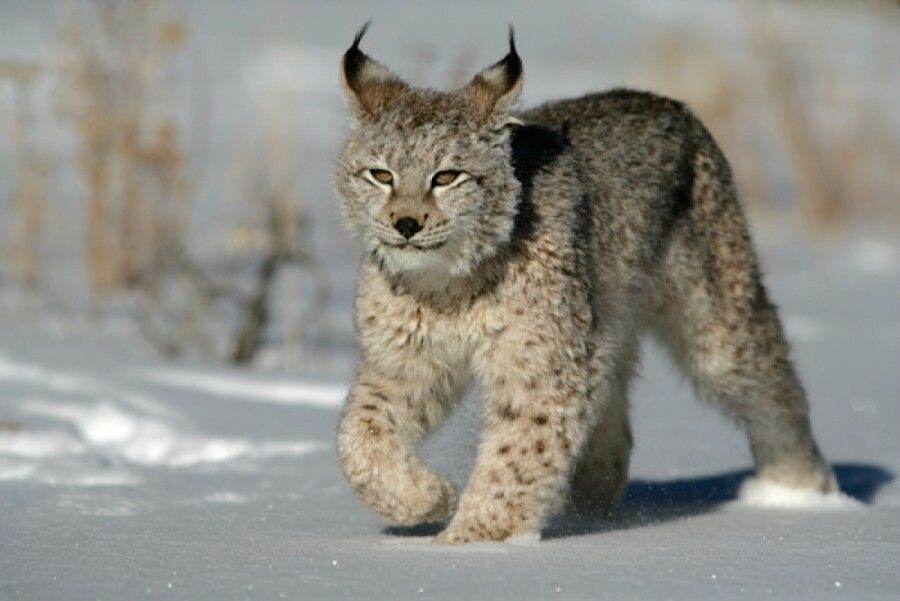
[
  {"xmin": 433, "ymin": 528, "xmax": 471, "ymax": 545},
  {"xmin": 736, "ymin": 476, "xmax": 857, "ymax": 509},
  {"xmin": 434, "ymin": 514, "xmax": 526, "ymax": 544},
  {"xmin": 757, "ymin": 459, "xmax": 837, "ymax": 494},
  {"xmin": 403, "ymin": 473, "xmax": 458, "ymax": 525},
  {"xmin": 337, "ymin": 405, "xmax": 457, "ymax": 526},
  {"xmin": 434, "ymin": 523, "xmax": 539, "ymax": 544},
  {"xmin": 571, "ymin": 490, "xmax": 619, "ymax": 518},
  {"xmin": 370, "ymin": 469, "xmax": 457, "ymax": 526},
  {"xmin": 433, "ymin": 525, "xmax": 499, "ymax": 544}
]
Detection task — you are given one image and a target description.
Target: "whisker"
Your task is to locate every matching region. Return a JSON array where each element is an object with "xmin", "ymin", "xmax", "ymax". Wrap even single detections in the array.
[
  {"xmin": 413, "ymin": 233, "xmax": 450, "ymax": 245},
  {"xmin": 416, "ymin": 223, "xmax": 453, "ymax": 239},
  {"xmin": 411, "ymin": 241, "xmax": 448, "ymax": 250}
]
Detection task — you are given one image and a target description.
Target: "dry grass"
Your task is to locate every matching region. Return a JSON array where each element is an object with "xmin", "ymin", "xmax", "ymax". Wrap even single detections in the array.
[
  {"xmin": 0, "ymin": 0, "xmax": 895, "ymax": 366},
  {"xmin": 219, "ymin": 2, "xmax": 328, "ymax": 365},
  {"xmin": 49, "ymin": 0, "xmax": 326, "ymax": 364},
  {"xmin": 1, "ymin": 60, "xmax": 50, "ymax": 290},
  {"xmin": 747, "ymin": 2, "xmax": 847, "ymax": 229},
  {"xmin": 639, "ymin": 0, "xmax": 898, "ymax": 230},
  {"xmin": 56, "ymin": 0, "xmax": 189, "ymax": 298}
]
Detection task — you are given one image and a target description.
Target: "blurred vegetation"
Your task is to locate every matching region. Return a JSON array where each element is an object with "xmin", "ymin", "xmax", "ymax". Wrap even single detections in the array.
[
  {"xmin": 0, "ymin": 0, "xmax": 896, "ymax": 366},
  {"xmin": 633, "ymin": 0, "xmax": 899, "ymax": 229},
  {"xmin": 0, "ymin": 0, "xmax": 326, "ymax": 364}
]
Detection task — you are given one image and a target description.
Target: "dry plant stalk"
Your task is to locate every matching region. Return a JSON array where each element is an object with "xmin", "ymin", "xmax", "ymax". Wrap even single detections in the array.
[
  {"xmin": 218, "ymin": 2, "xmax": 329, "ymax": 365},
  {"xmin": 57, "ymin": 0, "xmax": 188, "ymax": 298},
  {"xmin": 643, "ymin": 35, "xmax": 771, "ymax": 210},
  {"xmin": 1, "ymin": 60, "xmax": 50, "ymax": 289},
  {"xmin": 748, "ymin": 2, "xmax": 849, "ymax": 230},
  {"xmin": 644, "ymin": 1, "xmax": 897, "ymax": 231},
  {"xmin": 224, "ymin": 76, "xmax": 320, "ymax": 364}
]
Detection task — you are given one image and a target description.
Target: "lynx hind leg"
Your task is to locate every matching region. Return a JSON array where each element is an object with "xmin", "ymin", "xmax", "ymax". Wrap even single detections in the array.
[
  {"xmin": 570, "ymin": 342, "xmax": 637, "ymax": 516},
  {"xmin": 655, "ymin": 285, "xmax": 835, "ymax": 492},
  {"xmin": 656, "ymin": 149, "xmax": 835, "ymax": 493},
  {"xmin": 337, "ymin": 366, "xmax": 463, "ymax": 526}
]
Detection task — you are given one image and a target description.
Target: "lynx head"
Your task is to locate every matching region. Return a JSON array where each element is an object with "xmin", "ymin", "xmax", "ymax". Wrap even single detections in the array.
[{"xmin": 335, "ymin": 23, "xmax": 524, "ymax": 280}]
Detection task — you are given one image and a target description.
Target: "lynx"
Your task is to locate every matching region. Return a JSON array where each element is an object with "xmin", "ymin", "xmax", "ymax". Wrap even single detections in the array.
[{"xmin": 334, "ymin": 25, "xmax": 835, "ymax": 543}]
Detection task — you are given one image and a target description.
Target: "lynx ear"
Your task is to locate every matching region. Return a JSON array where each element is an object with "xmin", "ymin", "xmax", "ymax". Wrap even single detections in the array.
[
  {"xmin": 340, "ymin": 22, "xmax": 407, "ymax": 120},
  {"xmin": 466, "ymin": 27, "xmax": 523, "ymax": 124}
]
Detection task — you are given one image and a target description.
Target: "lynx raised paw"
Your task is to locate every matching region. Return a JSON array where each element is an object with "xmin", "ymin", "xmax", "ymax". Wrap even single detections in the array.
[
  {"xmin": 349, "ymin": 466, "xmax": 457, "ymax": 526},
  {"xmin": 337, "ymin": 379, "xmax": 460, "ymax": 526}
]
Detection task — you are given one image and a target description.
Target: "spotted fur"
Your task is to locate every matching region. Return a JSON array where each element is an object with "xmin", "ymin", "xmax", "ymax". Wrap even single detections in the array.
[{"xmin": 334, "ymin": 28, "xmax": 835, "ymax": 544}]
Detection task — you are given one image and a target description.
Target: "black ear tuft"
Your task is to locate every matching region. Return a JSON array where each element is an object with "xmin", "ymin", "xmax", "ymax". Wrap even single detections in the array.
[
  {"xmin": 340, "ymin": 21, "xmax": 408, "ymax": 119},
  {"xmin": 352, "ymin": 19, "xmax": 372, "ymax": 50},
  {"xmin": 465, "ymin": 26, "xmax": 525, "ymax": 123},
  {"xmin": 503, "ymin": 26, "xmax": 523, "ymax": 93},
  {"xmin": 343, "ymin": 20, "xmax": 373, "ymax": 93}
]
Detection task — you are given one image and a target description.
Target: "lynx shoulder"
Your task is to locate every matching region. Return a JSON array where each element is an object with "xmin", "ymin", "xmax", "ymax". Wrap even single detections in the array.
[{"xmin": 334, "ymin": 25, "xmax": 835, "ymax": 543}]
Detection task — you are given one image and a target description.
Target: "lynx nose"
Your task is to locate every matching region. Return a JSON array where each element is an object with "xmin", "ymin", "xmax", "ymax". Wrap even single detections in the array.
[{"xmin": 394, "ymin": 217, "xmax": 423, "ymax": 240}]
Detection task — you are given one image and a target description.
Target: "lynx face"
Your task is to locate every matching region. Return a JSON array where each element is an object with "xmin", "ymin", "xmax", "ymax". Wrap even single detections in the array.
[{"xmin": 335, "ymin": 26, "xmax": 524, "ymax": 278}]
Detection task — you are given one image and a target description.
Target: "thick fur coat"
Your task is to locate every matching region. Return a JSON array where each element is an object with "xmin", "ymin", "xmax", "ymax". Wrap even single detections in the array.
[{"xmin": 333, "ymin": 27, "xmax": 834, "ymax": 543}]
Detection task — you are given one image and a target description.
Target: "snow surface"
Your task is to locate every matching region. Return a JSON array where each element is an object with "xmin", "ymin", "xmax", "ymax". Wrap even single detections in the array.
[
  {"xmin": 1, "ymin": 1, "xmax": 899, "ymax": 598},
  {"xmin": 2, "ymin": 231, "xmax": 899, "ymax": 600},
  {"xmin": 140, "ymin": 368, "xmax": 347, "ymax": 409},
  {"xmin": 735, "ymin": 478, "xmax": 860, "ymax": 510}
]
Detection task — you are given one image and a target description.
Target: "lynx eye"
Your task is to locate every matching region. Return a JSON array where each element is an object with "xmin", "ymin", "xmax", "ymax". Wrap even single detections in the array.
[
  {"xmin": 367, "ymin": 169, "xmax": 394, "ymax": 185},
  {"xmin": 431, "ymin": 170, "xmax": 462, "ymax": 188}
]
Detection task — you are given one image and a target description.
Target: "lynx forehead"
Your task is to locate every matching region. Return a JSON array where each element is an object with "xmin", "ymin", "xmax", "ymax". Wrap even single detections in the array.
[
  {"xmin": 334, "ymin": 24, "xmax": 834, "ymax": 544},
  {"xmin": 335, "ymin": 24, "xmax": 524, "ymax": 280}
]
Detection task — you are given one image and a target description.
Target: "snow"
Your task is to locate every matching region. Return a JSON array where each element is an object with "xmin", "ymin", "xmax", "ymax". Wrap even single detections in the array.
[
  {"xmin": 2, "ymin": 232, "xmax": 898, "ymax": 600},
  {"xmin": 203, "ymin": 491, "xmax": 248, "ymax": 504},
  {"xmin": 0, "ymin": 354, "xmax": 325, "ymax": 488},
  {"xmin": 140, "ymin": 368, "xmax": 347, "ymax": 409},
  {"xmin": 0, "ymin": 429, "xmax": 85, "ymax": 458},
  {"xmin": 848, "ymin": 239, "xmax": 898, "ymax": 276},
  {"xmin": 1, "ymin": 1, "xmax": 898, "ymax": 599},
  {"xmin": 782, "ymin": 314, "xmax": 826, "ymax": 343},
  {"xmin": 735, "ymin": 478, "xmax": 861, "ymax": 510},
  {"xmin": 0, "ymin": 463, "xmax": 36, "ymax": 481},
  {"xmin": 21, "ymin": 394, "xmax": 320, "ymax": 469},
  {"xmin": 0, "ymin": 352, "xmax": 105, "ymax": 396}
]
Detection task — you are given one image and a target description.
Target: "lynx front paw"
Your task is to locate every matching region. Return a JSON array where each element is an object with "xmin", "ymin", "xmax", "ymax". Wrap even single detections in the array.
[
  {"xmin": 433, "ymin": 527, "xmax": 471, "ymax": 544},
  {"xmin": 337, "ymin": 393, "xmax": 458, "ymax": 526},
  {"xmin": 398, "ymin": 471, "xmax": 458, "ymax": 525},
  {"xmin": 434, "ymin": 522, "xmax": 519, "ymax": 544},
  {"xmin": 348, "ymin": 466, "xmax": 457, "ymax": 526},
  {"xmin": 434, "ymin": 499, "xmax": 538, "ymax": 544},
  {"xmin": 434, "ymin": 518, "xmax": 540, "ymax": 544}
]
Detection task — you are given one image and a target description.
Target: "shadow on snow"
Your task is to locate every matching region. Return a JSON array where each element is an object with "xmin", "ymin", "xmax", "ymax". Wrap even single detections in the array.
[{"xmin": 383, "ymin": 463, "xmax": 893, "ymax": 540}]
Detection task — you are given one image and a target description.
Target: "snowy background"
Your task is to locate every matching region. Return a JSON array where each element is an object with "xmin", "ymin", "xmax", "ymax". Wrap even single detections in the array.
[{"xmin": 1, "ymin": 1, "xmax": 898, "ymax": 599}]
